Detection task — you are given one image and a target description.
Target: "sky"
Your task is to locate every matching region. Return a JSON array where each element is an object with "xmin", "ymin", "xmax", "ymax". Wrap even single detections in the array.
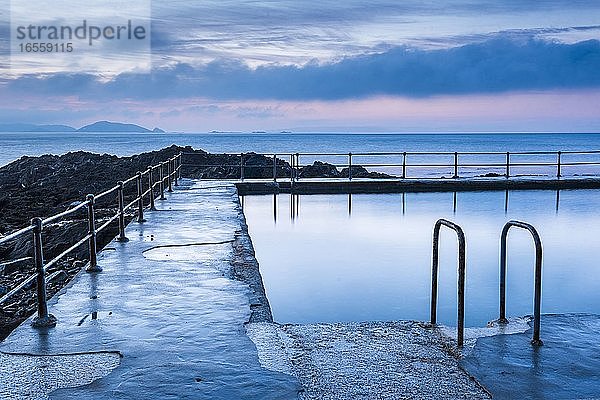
[{"xmin": 0, "ymin": 0, "xmax": 599, "ymax": 132}]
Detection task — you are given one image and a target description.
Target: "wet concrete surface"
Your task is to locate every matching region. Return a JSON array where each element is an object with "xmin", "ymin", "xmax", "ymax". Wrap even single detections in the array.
[
  {"xmin": 461, "ymin": 313, "xmax": 600, "ymax": 400},
  {"xmin": 0, "ymin": 180, "xmax": 300, "ymax": 399},
  {"xmin": 247, "ymin": 321, "xmax": 491, "ymax": 399}
]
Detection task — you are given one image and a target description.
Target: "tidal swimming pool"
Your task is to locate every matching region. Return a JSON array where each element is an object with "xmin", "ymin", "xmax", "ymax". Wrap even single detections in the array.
[{"xmin": 242, "ymin": 189, "xmax": 600, "ymax": 328}]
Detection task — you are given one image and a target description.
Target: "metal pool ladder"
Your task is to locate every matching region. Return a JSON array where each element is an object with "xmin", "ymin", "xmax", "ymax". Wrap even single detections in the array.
[
  {"xmin": 430, "ymin": 218, "xmax": 466, "ymax": 347},
  {"xmin": 497, "ymin": 220, "xmax": 544, "ymax": 346},
  {"xmin": 429, "ymin": 218, "xmax": 544, "ymax": 348}
]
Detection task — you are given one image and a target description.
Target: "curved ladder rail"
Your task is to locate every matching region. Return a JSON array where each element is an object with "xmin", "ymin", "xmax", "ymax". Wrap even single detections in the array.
[
  {"xmin": 498, "ymin": 220, "xmax": 544, "ymax": 346},
  {"xmin": 430, "ymin": 218, "xmax": 467, "ymax": 347}
]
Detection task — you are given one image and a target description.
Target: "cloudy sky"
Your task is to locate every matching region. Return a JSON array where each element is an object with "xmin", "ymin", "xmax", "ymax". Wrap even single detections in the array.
[{"xmin": 0, "ymin": 0, "xmax": 599, "ymax": 132}]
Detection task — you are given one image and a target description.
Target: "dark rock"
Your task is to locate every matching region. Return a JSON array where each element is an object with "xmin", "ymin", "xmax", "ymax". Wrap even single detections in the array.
[
  {"xmin": 299, "ymin": 161, "xmax": 340, "ymax": 178},
  {"xmin": 480, "ymin": 172, "xmax": 504, "ymax": 178},
  {"xmin": 340, "ymin": 165, "xmax": 394, "ymax": 179},
  {"xmin": 0, "ymin": 257, "xmax": 32, "ymax": 275},
  {"xmin": 182, "ymin": 151, "xmax": 291, "ymax": 180}
]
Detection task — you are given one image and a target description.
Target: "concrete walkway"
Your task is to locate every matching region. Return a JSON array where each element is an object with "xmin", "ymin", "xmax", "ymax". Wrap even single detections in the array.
[{"xmin": 0, "ymin": 180, "xmax": 300, "ymax": 399}]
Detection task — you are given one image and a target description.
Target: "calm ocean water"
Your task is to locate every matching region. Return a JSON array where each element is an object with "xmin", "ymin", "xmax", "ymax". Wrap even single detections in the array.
[{"xmin": 2, "ymin": 132, "xmax": 600, "ymax": 167}]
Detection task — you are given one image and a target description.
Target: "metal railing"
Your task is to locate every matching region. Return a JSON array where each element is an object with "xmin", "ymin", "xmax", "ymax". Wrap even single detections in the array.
[
  {"xmin": 0, "ymin": 153, "xmax": 183, "ymax": 328},
  {"xmin": 430, "ymin": 218, "xmax": 467, "ymax": 347},
  {"xmin": 181, "ymin": 150, "xmax": 600, "ymax": 181},
  {"xmin": 498, "ymin": 220, "xmax": 544, "ymax": 346}
]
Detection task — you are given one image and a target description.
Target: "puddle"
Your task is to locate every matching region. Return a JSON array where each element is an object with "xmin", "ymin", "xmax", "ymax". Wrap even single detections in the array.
[
  {"xmin": 0, "ymin": 351, "xmax": 121, "ymax": 399},
  {"xmin": 438, "ymin": 316, "xmax": 532, "ymax": 355}
]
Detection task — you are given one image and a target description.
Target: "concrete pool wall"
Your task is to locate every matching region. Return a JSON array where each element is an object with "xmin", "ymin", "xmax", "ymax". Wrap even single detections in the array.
[{"xmin": 236, "ymin": 176, "xmax": 600, "ymax": 195}]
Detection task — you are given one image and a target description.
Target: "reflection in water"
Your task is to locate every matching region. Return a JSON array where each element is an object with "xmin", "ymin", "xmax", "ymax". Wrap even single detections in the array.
[
  {"xmin": 264, "ymin": 190, "xmax": 564, "ymax": 222},
  {"xmin": 453, "ymin": 192, "xmax": 457, "ymax": 214},
  {"xmin": 402, "ymin": 192, "xmax": 405, "ymax": 215},
  {"xmin": 348, "ymin": 193, "xmax": 352, "ymax": 216},
  {"xmin": 244, "ymin": 189, "xmax": 600, "ymax": 327},
  {"xmin": 289, "ymin": 194, "xmax": 299, "ymax": 220}
]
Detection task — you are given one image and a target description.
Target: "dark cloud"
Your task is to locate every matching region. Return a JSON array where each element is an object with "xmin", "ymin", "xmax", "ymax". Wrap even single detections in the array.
[{"xmin": 4, "ymin": 37, "xmax": 600, "ymax": 100}]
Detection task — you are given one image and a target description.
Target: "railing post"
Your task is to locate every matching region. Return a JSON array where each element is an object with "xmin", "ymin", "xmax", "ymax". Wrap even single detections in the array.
[
  {"xmin": 178, "ymin": 153, "xmax": 183, "ymax": 179},
  {"xmin": 159, "ymin": 163, "xmax": 166, "ymax": 200},
  {"xmin": 31, "ymin": 217, "xmax": 57, "ymax": 328},
  {"xmin": 499, "ymin": 225, "xmax": 509, "ymax": 324},
  {"xmin": 137, "ymin": 171, "xmax": 146, "ymax": 222},
  {"xmin": 348, "ymin": 152, "xmax": 353, "ymax": 181},
  {"xmin": 240, "ymin": 153, "xmax": 245, "ymax": 181},
  {"xmin": 506, "ymin": 152, "xmax": 510, "ymax": 178},
  {"xmin": 402, "ymin": 152, "xmax": 407, "ymax": 179},
  {"xmin": 431, "ymin": 225, "xmax": 440, "ymax": 325},
  {"xmin": 273, "ymin": 154, "xmax": 277, "ymax": 182},
  {"xmin": 453, "ymin": 152, "xmax": 459, "ymax": 179},
  {"xmin": 116, "ymin": 181, "xmax": 128, "ymax": 242},
  {"xmin": 498, "ymin": 220, "xmax": 543, "ymax": 346},
  {"xmin": 173, "ymin": 157, "xmax": 179, "ymax": 186},
  {"xmin": 167, "ymin": 161, "xmax": 173, "ymax": 192},
  {"xmin": 86, "ymin": 194, "xmax": 102, "ymax": 273},
  {"xmin": 557, "ymin": 151, "xmax": 562, "ymax": 178},
  {"xmin": 295, "ymin": 153, "xmax": 300, "ymax": 181},
  {"xmin": 290, "ymin": 154, "xmax": 294, "ymax": 183},
  {"xmin": 430, "ymin": 218, "xmax": 466, "ymax": 347},
  {"xmin": 148, "ymin": 166, "xmax": 156, "ymax": 210}
]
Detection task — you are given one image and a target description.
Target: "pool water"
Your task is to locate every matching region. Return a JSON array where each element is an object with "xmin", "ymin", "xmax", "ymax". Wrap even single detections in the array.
[{"xmin": 242, "ymin": 190, "xmax": 600, "ymax": 327}]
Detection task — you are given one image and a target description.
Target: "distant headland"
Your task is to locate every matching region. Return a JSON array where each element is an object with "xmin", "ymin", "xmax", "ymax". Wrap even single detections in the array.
[{"xmin": 0, "ymin": 121, "xmax": 165, "ymax": 133}]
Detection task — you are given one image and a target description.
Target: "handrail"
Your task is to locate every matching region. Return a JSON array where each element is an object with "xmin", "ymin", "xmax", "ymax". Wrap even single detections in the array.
[
  {"xmin": 430, "ymin": 218, "xmax": 467, "ymax": 347},
  {"xmin": 45, "ymin": 233, "xmax": 92, "ymax": 270},
  {"xmin": 42, "ymin": 201, "xmax": 90, "ymax": 225},
  {"xmin": 180, "ymin": 150, "xmax": 600, "ymax": 181},
  {"xmin": 95, "ymin": 184, "xmax": 120, "ymax": 202},
  {"xmin": 0, "ymin": 226, "xmax": 34, "ymax": 246},
  {"xmin": 0, "ymin": 152, "xmax": 183, "ymax": 325},
  {"xmin": 498, "ymin": 220, "xmax": 544, "ymax": 346}
]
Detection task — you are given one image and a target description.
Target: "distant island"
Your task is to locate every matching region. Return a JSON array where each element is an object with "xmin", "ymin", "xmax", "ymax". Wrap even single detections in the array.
[
  {"xmin": 0, "ymin": 120, "xmax": 165, "ymax": 133},
  {"xmin": 78, "ymin": 121, "xmax": 165, "ymax": 133},
  {"xmin": 0, "ymin": 123, "xmax": 77, "ymax": 132}
]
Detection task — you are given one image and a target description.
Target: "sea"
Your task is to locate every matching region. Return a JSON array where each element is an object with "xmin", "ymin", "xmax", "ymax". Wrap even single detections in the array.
[{"xmin": 1, "ymin": 132, "xmax": 600, "ymax": 177}]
